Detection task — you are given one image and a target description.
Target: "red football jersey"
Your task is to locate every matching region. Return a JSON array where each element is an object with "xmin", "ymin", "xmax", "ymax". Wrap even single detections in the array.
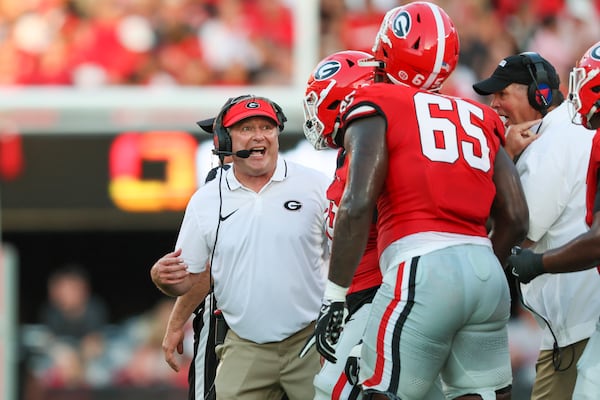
[
  {"xmin": 326, "ymin": 149, "xmax": 382, "ymax": 294},
  {"xmin": 585, "ymin": 131, "xmax": 600, "ymax": 227},
  {"xmin": 341, "ymin": 83, "xmax": 506, "ymax": 255}
]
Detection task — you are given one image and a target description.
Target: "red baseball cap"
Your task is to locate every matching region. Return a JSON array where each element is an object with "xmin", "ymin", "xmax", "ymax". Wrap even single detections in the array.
[
  {"xmin": 196, "ymin": 96, "xmax": 283, "ymax": 133},
  {"xmin": 222, "ymin": 98, "xmax": 279, "ymax": 127}
]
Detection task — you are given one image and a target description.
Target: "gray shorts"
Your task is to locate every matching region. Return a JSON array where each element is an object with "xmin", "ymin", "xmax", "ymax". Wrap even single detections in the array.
[{"xmin": 360, "ymin": 244, "xmax": 512, "ymax": 399}]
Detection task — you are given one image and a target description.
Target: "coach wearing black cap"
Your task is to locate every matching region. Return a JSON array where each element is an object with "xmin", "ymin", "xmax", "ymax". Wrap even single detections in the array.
[
  {"xmin": 473, "ymin": 53, "xmax": 561, "ymax": 108},
  {"xmin": 473, "ymin": 52, "xmax": 564, "ymax": 160},
  {"xmin": 474, "ymin": 53, "xmax": 598, "ymax": 400}
]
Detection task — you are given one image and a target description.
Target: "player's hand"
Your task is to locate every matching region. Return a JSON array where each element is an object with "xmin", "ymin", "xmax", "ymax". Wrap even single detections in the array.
[
  {"xmin": 298, "ymin": 332, "xmax": 315, "ymax": 358},
  {"xmin": 344, "ymin": 340, "xmax": 362, "ymax": 386},
  {"xmin": 314, "ymin": 299, "xmax": 347, "ymax": 363},
  {"xmin": 504, "ymin": 119, "xmax": 541, "ymax": 160},
  {"xmin": 508, "ymin": 246, "xmax": 545, "ymax": 284}
]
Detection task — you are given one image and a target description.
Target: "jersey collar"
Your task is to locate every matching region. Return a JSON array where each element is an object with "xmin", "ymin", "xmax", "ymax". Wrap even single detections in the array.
[{"xmin": 226, "ymin": 156, "xmax": 288, "ymax": 190}]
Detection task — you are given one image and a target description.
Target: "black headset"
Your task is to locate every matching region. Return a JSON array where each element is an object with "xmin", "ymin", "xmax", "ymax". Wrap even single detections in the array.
[
  {"xmin": 213, "ymin": 95, "xmax": 287, "ymax": 159},
  {"xmin": 520, "ymin": 52, "xmax": 555, "ymax": 115}
]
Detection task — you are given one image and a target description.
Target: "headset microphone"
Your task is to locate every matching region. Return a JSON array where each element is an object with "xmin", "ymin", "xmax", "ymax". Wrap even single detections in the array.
[{"xmin": 212, "ymin": 149, "xmax": 252, "ymax": 159}]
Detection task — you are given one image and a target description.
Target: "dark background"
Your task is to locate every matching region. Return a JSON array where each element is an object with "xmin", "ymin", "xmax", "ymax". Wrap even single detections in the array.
[{"xmin": 6, "ymin": 230, "xmax": 175, "ymax": 324}]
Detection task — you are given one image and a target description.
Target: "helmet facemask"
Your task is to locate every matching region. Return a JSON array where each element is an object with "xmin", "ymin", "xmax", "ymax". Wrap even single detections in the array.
[
  {"xmin": 303, "ymin": 50, "xmax": 375, "ymax": 150},
  {"xmin": 569, "ymin": 66, "xmax": 600, "ymax": 129}
]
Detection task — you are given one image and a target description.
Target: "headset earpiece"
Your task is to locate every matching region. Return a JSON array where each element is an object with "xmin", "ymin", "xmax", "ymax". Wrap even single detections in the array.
[
  {"xmin": 213, "ymin": 95, "xmax": 249, "ymax": 156},
  {"xmin": 269, "ymin": 100, "xmax": 288, "ymax": 132},
  {"xmin": 521, "ymin": 52, "xmax": 553, "ymax": 114}
]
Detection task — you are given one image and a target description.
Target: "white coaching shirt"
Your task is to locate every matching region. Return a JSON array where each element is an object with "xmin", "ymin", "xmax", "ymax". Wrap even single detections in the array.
[
  {"xmin": 517, "ymin": 101, "xmax": 600, "ymax": 349},
  {"xmin": 176, "ymin": 157, "xmax": 330, "ymax": 344}
]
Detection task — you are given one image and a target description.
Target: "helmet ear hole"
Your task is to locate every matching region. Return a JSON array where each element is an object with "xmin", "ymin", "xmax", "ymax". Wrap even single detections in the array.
[
  {"xmin": 412, "ymin": 38, "xmax": 421, "ymax": 50},
  {"xmin": 327, "ymin": 100, "xmax": 341, "ymax": 110}
]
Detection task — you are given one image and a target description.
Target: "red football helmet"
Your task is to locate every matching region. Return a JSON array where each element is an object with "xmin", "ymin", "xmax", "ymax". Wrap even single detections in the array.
[
  {"xmin": 372, "ymin": 1, "xmax": 459, "ymax": 91},
  {"xmin": 569, "ymin": 41, "xmax": 600, "ymax": 129},
  {"xmin": 303, "ymin": 50, "xmax": 375, "ymax": 150}
]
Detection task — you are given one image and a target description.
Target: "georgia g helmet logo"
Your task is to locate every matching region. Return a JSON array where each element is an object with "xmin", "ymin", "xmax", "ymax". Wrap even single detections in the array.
[
  {"xmin": 246, "ymin": 101, "xmax": 260, "ymax": 109},
  {"xmin": 315, "ymin": 61, "xmax": 342, "ymax": 81},
  {"xmin": 591, "ymin": 45, "xmax": 600, "ymax": 61},
  {"xmin": 392, "ymin": 10, "xmax": 411, "ymax": 38}
]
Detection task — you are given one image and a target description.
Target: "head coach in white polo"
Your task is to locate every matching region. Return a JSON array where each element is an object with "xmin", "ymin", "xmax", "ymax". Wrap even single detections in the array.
[{"xmin": 152, "ymin": 94, "xmax": 330, "ymax": 400}]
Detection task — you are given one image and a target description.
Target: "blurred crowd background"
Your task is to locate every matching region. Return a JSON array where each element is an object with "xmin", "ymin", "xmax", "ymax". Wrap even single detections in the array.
[
  {"xmin": 3, "ymin": 0, "xmax": 599, "ymax": 399},
  {"xmin": 0, "ymin": 0, "xmax": 598, "ymax": 92}
]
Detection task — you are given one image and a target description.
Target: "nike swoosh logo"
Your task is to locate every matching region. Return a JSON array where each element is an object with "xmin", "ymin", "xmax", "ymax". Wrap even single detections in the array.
[{"xmin": 219, "ymin": 210, "xmax": 238, "ymax": 221}]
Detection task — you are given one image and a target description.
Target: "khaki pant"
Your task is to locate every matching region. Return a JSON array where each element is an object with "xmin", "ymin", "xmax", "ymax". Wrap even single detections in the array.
[
  {"xmin": 531, "ymin": 338, "xmax": 589, "ymax": 400},
  {"xmin": 215, "ymin": 322, "xmax": 320, "ymax": 400}
]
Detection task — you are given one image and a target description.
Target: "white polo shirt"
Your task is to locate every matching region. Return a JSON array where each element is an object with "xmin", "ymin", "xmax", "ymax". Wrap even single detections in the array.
[
  {"xmin": 517, "ymin": 101, "xmax": 600, "ymax": 349},
  {"xmin": 176, "ymin": 157, "xmax": 330, "ymax": 343}
]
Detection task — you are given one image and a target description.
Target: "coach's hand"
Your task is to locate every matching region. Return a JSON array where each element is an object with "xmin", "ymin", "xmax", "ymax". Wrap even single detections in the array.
[
  {"xmin": 508, "ymin": 246, "xmax": 545, "ymax": 284},
  {"xmin": 314, "ymin": 280, "xmax": 348, "ymax": 363},
  {"xmin": 162, "ymin": 326, "xmax": 185, "ymax": 372}
]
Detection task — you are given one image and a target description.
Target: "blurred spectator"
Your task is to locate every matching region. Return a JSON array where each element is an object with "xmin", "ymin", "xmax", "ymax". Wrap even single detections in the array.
[
  {"xmin": 319, "ymin": 0, "xmax": 345, "ymax": 58},
  {"xmin": 0, "ymin": 0, "xmax": 295, "ymax": 86},
  {"xmin": 526, "ymin": 1, "xmax": 600, "ymax": 88},
  {"xmin": 28, "ymin": 294, "xmax": 191, "ymax": 391},
  {"xmin": 41, "ymin": 341, "xmax": 88, "ymax": 389},
  {"xmin": 0, "ymin": 0, "xmax": 599, "ymax": 89},
  {"xmin": 132, "ymin": 0, "xmax": 213, "ymax": 85},
  {"xmin": 113, "ymin": 297, "xmax": 189, "ymax": 388},
  {"xmin": 340, "ymin": 0, "xmax": 387, "ymax": 54},
  {"xmin": 197, "ymin": 0, "xmax": 261, "ymax": 85},
  {"xmin": 39, "ymin": 263, "xmax": 108, "ymax": 345},
  {"xmin": 247, "ymin": 0, "xmax": 294, "ymax": 84},
  {"xmin": 37, "ymin": 263, "xmax": 108, "ymax": 388}
]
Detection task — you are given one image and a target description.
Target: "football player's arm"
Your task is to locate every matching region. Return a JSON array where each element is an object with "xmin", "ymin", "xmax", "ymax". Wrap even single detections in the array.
[
  {"xmin": 509, "ymin": 214, "xmax": 600, "ymax": 283},
  {"xmin": 489, "ymin": 146, "xmax": 529, "ymax": 266},
  {"xmin": 329, "ymin": 115, "xmax": 387, "ymax": 287},
  {"xmin": 542, "ymin": 190, "xmax": 600, "ymax": 273}
]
